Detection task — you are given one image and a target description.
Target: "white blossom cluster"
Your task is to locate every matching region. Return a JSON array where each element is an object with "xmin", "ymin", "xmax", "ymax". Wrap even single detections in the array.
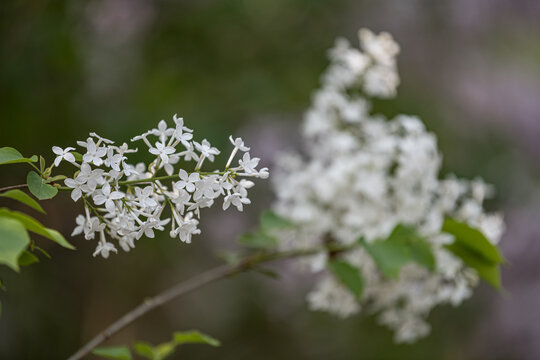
[
  {"xmin": 54, "ymin": 115, "xmax": 268, "ymax": 258},
  {"xmin": 272, "ymin": 29, "xmax": 504, "ymax": 343}
]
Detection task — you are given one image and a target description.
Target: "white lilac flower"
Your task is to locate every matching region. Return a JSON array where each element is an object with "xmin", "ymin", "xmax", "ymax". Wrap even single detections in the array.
[
  {"xmin": 93, "ymin": 183, "xmax": 124, "ymax": 213},
  {"xmin": 64, "ymin": 178, "xmax": 84, "ymax": 202},
  {"xmin": 71, "ymin": 215, "xmax": 86, "ymax": 236},
  {"xmin": 81, "ymin": 138, "xmax": 107, "ymax": 166},
  {"xmin": 93, "ymin": 240, "xmax": 117, "ymax": 258},
  {"xmin": 135, "ymin": 186, "xmax": 157, "ymax": 208},
  {"xmin": 223, "ymin": 193, "xmax": 251, "ymax": 211},
  {"xmin": 194, "ymin": 139, "xmax": 220, "ymax": 162},
  {"xmin": 60, "ymin": 114, "xmax": 268, "ymax": 258},
  {"xmin": 104, "ymin": 147, "xmax": 124, "ymax": 171},
  {"xmin": 52, "ymin": 146, "xmax": 76, "ymax": 167},
  {"xmin": 271, "ymin": 28, "xmax": 504, "ymax": 343},
  {"xmin": 149, "ymin": 141, "xmax": 176, "ymax": 163},
  {"xmin": 175, "ymin": 169, "xmax": 199, "ymax": 192},
  {"xmin": 238, "ymin": 153, "xmax": 260, "ymax": 174}
]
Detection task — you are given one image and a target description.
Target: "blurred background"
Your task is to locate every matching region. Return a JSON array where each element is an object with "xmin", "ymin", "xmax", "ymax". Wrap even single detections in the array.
[{"xmin": 1, "ymin": 0, "xmax": 540, "ymax": 359}]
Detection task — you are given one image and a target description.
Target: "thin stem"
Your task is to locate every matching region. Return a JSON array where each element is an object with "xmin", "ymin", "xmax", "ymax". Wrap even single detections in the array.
[
  {"xmin": 0, "ymin": 184, "xmax": 29, "ymax": 193},
  {"xmin": 66, "ymin": 244, "xmax": 352, "ymax": 360},
  {"xmin": 117, "ymin": 171, "xmax": 228, "ymax": 187}
]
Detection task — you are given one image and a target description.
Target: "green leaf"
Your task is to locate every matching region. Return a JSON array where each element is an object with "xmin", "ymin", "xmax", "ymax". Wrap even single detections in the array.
[
  {"xmin": 0, "ymin": 208, "xmax": 75, "ymax": 250},
  {"xmin": 71, "ymin": 151, "xmax": 84, "ymax": 162},
  {"xmin": 26, "ymin": 171, "xmax": 58, "ymax": 200},
  {"xmin": 133, "ymin": 342, "xmax": 156, "ymax": 360},
  {"xmin": 216, "ymin": 250, "xmax": 242, "ymax": 265},
  {"xmin": 0, "ymin": 147, "xmax": 37, "ymax": 166},
  {"xmin": 359, "ymin": 224, "xmax": 435, "ymax": 279},
  {"xmin": 92, "ymin": 346, "xmax": 132, "ymax": 360},
  {"xmin": 173, "ymin": 330, "xmax": 221, "ymax": 347},
  {"xmin": 39, "ymin": 156, "xmax": 46, "ymax": 173},
  {"xmin": 442, "ymin": 218, "xmax": 504, "ymax": 264},
  {"xmin": 0, "ymin": 189, "xmax": 46, "ymax": 214},
  {"xmin": 238, "ymin": 230, "xmax": 277, "ymax": 249},
  {"xmin": 32, "ymin": 245, "xmax": 51, "ymax": 258},
  {"xmin": 0, "ymin": 217, "xmax": 30, "ymax": 272},
  {"xmin": 329, "ymin": 260, "xmax": 364, "ymax": 299},
  {"xmin": 445, "ymin": 241, "xmax": 502, "ymax": 289},
  {"xmin": 18, "ymin": 250, "xmax": 39, "ymax": 266},
  {"xmin": 260, "ymin": 210, "xmax": 294, "ymax": 230}
]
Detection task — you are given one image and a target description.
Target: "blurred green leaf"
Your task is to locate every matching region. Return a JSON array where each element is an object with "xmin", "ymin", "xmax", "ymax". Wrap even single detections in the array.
[
  {"xmin": 133, "ymin": 342, "xmax": 156, "ymax": 359},
  {"xmin": 173, "ymin": 330, "xmax": 220, "ymax": 347},
  {"xmin": 27, "ymin": 171, "xmax": 58, "ymax": 200},
  {"xmin": 134, "ymin": 331, "xmax": 219, "ymax": 360},
  {"xmin": 442, "ymin": 218, "xmax": 504, "ymax": 264},
  {"xmin": 238, "ymin": 230, "xmax": 277, "ymax": 249},
  {"xmin": 446, "ymin": 241, "xmax": 502, "ymax": 289},
  {"xmin": 0, "ymin": 216, "xmax": 30, "ymax": 272},
  {"xmin": 0, "ymin": 189, "xmax": 46, "ymax": 214},
  {"xmin": 216, "ymin": 250, "xmax": 242, "ymax": 265},
  {"xmin": 260, "ymin": 210, "xmax": 294, "ymax": 230},
  {"xmin": 39, "ymin": 156, "xmax": 46, "ymax": 173},
  {"xmin": 32, "ymin": 245, "xmax": 51, "ymax": 259},
  {"xmin": 18, "ymin": 250, "xmax": 39, "ymax": 266},
  {"xmin": 0, "ymin": 147, "xmax": 37, "ymax": 166},
  {"xmin": 359, "ymin": 224, "xmax": 435, "ymax": 278},
  {"xmin": 443, "ymin": 218, "xmax": 504, "ymax": 290},
  {"xmin": 329, "ymin": 260, "xmax": 364, "ymax": 299},
  {"xmin": 92, "ymin": 346, "xmax": 132, "ymax": 360},
  {"xmin": 0, "ymin": 208, "xmax": 75, "ymax": 250}
]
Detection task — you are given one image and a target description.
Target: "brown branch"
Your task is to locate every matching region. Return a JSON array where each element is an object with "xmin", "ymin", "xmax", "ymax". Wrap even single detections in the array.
[
  {"xmin": 66, "ymin": 245, "xmax": 348, "ymax": 360},
  {"xmin": 0, "ymin": 184, "xmax": 29, "ymax": 193}
]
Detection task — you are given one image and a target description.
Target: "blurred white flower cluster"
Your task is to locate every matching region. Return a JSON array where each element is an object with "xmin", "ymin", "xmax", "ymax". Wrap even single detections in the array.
[
  {"xmin": 272, "ymin": 29, "xmax": 504, "ymax": 343},
  {"xmin": 55, "ymin": 115, "xmax": 268, "ymax": 258}
]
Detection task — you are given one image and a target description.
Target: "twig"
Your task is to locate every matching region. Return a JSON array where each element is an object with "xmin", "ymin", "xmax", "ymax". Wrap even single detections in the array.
[
  {"xmin": 66, "ymin": 245, "xmax": 348, "ymax": 360},
  {"xmin": 0, "ymin": 184, "xmax": 29, "ymax": 193}
]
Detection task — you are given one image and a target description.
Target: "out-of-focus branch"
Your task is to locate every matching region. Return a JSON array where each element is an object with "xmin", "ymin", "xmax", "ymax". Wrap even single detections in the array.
[{"xmin": 66, "ymin": 245, "xmax": 351, "ymax": 360}]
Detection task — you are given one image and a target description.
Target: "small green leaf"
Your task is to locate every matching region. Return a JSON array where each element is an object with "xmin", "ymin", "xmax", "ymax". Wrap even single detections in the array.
[
  {"xmin": 18, "ymin": 250, "xmax": 39, "ymax": 266},
  {"xmin": 27, "ymin": 171, "xmax": 58, "ymax": 200},
  {"xmin": 359, "ymin": 225, "xmax": 435, "ymax": 278},
  {"xmin": 0, "ymin": 147, "xmax": 37, "ymax": 166},
  {"xmin": 133, "ymin": 342, "xmax": 156, "ymax": 360},
  {"xmin": 0, "ymin": 189, "xmax": 46, "ymax": 214},
  {"xmin": 442, "ymin": 218, "xmax": 504, "ymax": 264},
  {"xmin": 446, "ymin": 241, "xmax": 502, "ymax": 290},
  {"xmin": 329, "ymin": 260, "xmax": 364, "ymax": 299},
  {"xmin": 216, "ymin": 250, "xmax": 242, "ymax": 265},
  {"xmin": 92, "ymin": 346, "xmax": 132, "ymax": 360},
  {"xmin": 32, "ymin": 245, "xmax": 51, "ymax": 258},
  {"xmin": 71, "ymin": 151, "xmax": 84, "ymax": 162},
  {"xmin": 39, "ymin": 156, "xmax": 46, "ymax": 173},
  {"xmin": 0, "ymin": 208, "xmax": 75, "ymax": 250},
  {"xmin": 238, "ymin": 230, "xmax": 277, "ymax": 249},
  {"xmin": 173, "ymin": 330, "xmax": 221, "ymax": 347},
  {"xmin": 0, "ymin": 217, "xmax": 30, "ymax": 272},
  {"xmin": 260, "ymin": 210, "xmax": 294, "ymax": 230}
]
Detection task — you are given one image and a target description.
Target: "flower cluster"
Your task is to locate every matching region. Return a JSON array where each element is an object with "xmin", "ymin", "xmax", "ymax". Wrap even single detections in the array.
[
  {"xmin": 272, "ymin": 29, "xmax": 504, "ymax": 343},
  {"xmin": 55, "ymin": 115, "xmax": 268, "ymax": 258}
]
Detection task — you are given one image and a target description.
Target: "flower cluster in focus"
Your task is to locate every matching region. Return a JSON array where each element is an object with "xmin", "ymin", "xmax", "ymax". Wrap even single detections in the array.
[
  {"xmin": 272, "ymin": 29, "xmax": 504, "ymax": 343},
  {"xmin": 54, "ymin": 115, "xmax": 268, "ymax": 258}
]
